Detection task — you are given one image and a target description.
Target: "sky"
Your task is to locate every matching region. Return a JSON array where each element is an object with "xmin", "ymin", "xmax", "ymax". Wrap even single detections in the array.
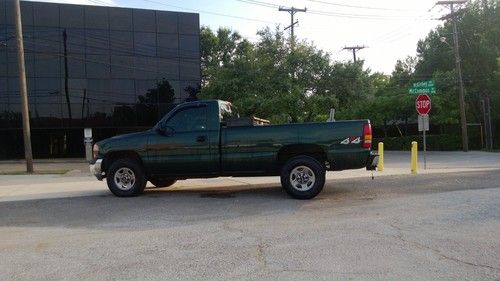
[{"xmin": 31, "ymin": 0, "xmax": 452, "ymax": 74}]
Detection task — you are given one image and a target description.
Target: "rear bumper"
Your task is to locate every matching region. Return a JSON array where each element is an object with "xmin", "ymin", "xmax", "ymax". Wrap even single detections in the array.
[
  {"xmin": 89, "ymin": 158, "xmax": 104, "ymax": 180},
  {"xmin": 366, "ymin": 152, "xmax": 379, "ymax": 171}
]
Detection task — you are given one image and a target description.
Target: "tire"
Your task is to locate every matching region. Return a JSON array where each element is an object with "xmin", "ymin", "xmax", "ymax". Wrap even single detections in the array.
[
  {"xmin": 106, "ymin": 158, "xmax": 146, "ymax": 197},
  {"xmin": 280, "ymin": 156, "xmax": 326, "ymax": 199},
  {"xmin": 150, "ymin": 179, "xmax": 177, "ymax": 188}
]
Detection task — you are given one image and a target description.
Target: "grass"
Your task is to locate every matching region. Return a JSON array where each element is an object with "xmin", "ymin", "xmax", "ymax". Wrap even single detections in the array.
[{"xmin": 0, "ymin": 169, "xmax": 71, "ymax": 175}]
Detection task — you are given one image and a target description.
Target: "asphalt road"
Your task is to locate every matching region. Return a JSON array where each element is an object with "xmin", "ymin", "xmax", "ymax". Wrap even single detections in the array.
[{"xmin": 1, "ymin": 170, "xmax": 499, "ymax": 281}]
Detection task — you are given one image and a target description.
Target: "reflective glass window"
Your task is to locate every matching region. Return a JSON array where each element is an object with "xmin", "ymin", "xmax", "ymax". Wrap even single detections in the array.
[
  {"xmin": 110, "ymin": 79, "xmax": 136, "ymax": 103},
  {"xmin": 84, "ymin": 6, "xmax": 109, "ymax": 29},
  {"xmin": 34, "ymin": 78, "xmax": 62, "ymax": 105},
  {"xmin": 135, "ymin": 79, "xmax": 157, "ymax": 104},
  {"xmin": 67, "ymin": 78, "xmax": 88, "ymax": 103},
  {"xmin": 35, "ymin": 53, "xmax": 61, "ymax": 77},
  {"xmin": 60, "ymin": 5, "xmax": 84, "ymax": 28},
  {"xmin": 33, "ymin": 2, "xmax": 59, "ymax": 27},
  {"xmin": 34, "ymin": 26, "xmax": 61, "ymax": 54},
  {"xmin": 21, "ymin": 2, "xmax": 34, "ymax": 26},
  {"xmin": 133, "ymin": 9, "xmax": 156, "ymax": 32},
  {"xmin": 87, "ymin": 79, "xmax": 110, "ymax": 103},
  {"xmin": 85, "ymin": 29, "xmax": 110, "ymax": 55},
  {"xmin": 86, "ymin": 54, "xmax": 110, "ymax": 79},
  {"xmin": 179, "ymin": 59, "xmax": 200, "ymax": 81},
  {"xmin": 180, "ymin": 80, "xmax": 200, "ymax": 101},
  {"xmin": 134, "ymin": 57, "xmax": 157, "ymax": 80},
  {"xmin": 0, "ymin": 1, "xmax": 6, "ymax": 25},
  {"xmin": 157, "ymin": 58, "xmax": 179, "ymax": 81},
  {"xmin": 157, "ymin": 33, "xmax": 178, "ymax": 58},
  {"xmin": 178, "ymin": 13, "xmax": 199, "ymax": 35},
  {"xmin": 110, "ymin": 55, "xmax": 134, "ymax": 79},
  {"xmin": 134, "ymin": 32, "xmax": 156, "ymax": 56},
  {"xmin": 64, "ymin": 28, "xmax": 86, "ymax": 54},
  {"xmin": 179, "ymin": 35, "xmax": 199, "ymax": 58},
  {"xmin": 112, "ymin": 103, "xmax": 136, "ymax": 127},
  {"xmin": 66, "ymin": 54, "xmax": 86, "ymax": 78},
  {"xmin": 156, "ymin": 11, "xmax": 178, "ymax": 34},
  {"xmin": 109, "ymin": 8, "xmax": 133, "ymax": 31},
  {"xmin": 0, "ymin": 49, "xmax": 7, "ymax": 77},
  {"xmin": 110, "ymin": 31, "xmax": 134, "ymax": 56}
]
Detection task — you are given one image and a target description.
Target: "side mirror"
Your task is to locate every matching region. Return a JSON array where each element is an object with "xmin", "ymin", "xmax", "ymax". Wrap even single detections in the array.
[{"xmin": 156, "ymin": 123, "xmax": 174, "ymax": 136}]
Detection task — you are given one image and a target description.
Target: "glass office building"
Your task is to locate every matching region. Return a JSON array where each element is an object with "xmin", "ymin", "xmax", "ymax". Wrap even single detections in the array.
[{"xmin": 0, "ymin": 1, "xmax": 201, "ymax": 159}]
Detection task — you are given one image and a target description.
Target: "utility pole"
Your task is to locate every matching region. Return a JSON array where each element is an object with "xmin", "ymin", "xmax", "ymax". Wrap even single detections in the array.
[
  {"xmin": 278, "ymin": 6, "xmax": 306, "ymax": 49},
  {"xmin": 481, "ymin": 96, "xmax": 493, "ymax": 150},
  {"xmin": 437, "ymin": 0, "xmax": 468, "ymax": 152},
  {"xmin": 343, "ymin": 45, "xmax": 367, "ymax": 62},
  {"xmin": 14, "ymin": 0, "xmax": 34, "ymax": 173}
]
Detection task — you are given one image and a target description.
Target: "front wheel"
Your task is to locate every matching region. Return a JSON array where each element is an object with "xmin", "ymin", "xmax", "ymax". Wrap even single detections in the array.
[
  {"xmin": 280, "ymin": 156, "xmax": 326, "ymax": 199},
  {"xmin": 106, "ymin": 158, "xmax": 146, "ymax": 197}
]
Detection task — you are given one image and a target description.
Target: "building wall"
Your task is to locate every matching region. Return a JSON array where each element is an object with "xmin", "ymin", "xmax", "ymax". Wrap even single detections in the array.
[{"xmin": 0, "ymin": 1, "xmax": 201, "ymax": 159}]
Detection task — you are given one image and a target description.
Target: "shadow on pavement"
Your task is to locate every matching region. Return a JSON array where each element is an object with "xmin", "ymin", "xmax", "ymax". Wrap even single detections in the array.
[{"xmin": 0, "ymin": 170, "xmax": 498, "ymax": 231}]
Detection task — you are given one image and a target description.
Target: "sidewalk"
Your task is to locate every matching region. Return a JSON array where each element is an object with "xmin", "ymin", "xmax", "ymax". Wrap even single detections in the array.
[
  {"xmin": 0, "ymin": 151, "xmax": 498, "ymax": 176},
  {"xmin": 0, "ymin": 151, "xmax": 498, "ymax": 202},
  {"xmin": 0, "ymin": 158, "xmax": 88, "ymax": 174}
]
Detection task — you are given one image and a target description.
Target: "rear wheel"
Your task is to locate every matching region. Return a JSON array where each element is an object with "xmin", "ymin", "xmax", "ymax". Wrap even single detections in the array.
[
  {"xmin": 106, "ymin": 158, "xmax": 146, "ymax": 197},
  {"xmin": 280, "ymin": 156, "xmax": 325, "ymax": 199},
  {"xmin": 150, "ymin": 179, "xmax": 177, "ymax": 188}
]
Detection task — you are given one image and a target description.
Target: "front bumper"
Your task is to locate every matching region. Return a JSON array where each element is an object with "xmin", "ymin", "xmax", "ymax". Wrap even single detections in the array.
[
  {"xmin": 366, "ymin": 152, "xmax": 379, "ymax": 171},
  {"xmin": 89, "ymin": 158, "xmax": 104, "ymax": 180}
]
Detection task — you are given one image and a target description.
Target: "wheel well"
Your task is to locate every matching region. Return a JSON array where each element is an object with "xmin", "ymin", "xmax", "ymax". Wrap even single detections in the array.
[
  {"xmin": 277, "ymin": 144, "xmax": 327, "ymax": 166},
  {"xmin": 103, "ymin": 151, "xmax": 144, "ymax": 174}
]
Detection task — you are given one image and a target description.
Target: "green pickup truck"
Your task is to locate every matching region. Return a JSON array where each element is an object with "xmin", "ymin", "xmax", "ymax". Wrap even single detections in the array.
[{"xmin": 90, "ymin": 100, "xmax": 378, "ymax": 199}]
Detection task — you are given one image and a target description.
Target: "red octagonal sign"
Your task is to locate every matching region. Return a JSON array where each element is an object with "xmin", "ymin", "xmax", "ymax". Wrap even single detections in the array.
[{"xmin": 416, "ymin": 94, "xmax": 431, "ymax": 115}]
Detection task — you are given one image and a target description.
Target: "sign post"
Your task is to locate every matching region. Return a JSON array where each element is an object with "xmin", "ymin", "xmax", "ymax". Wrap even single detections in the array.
[
  {"xmin": 84, "ymin": 128, "xmax": 93, "ymax": 161},
  {"xmin": 416, "ymin": 94, "xmax": 431, "ymax": 170}
]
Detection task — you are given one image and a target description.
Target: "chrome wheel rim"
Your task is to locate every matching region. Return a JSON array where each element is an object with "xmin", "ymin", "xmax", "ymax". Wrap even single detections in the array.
[
  {"xmin": 290, "ymin": 165, "xmax": 315, "ymax": 191},
  {"xmin": 114, "ymin": 167, "xmax": 136, "ymax": 191}
]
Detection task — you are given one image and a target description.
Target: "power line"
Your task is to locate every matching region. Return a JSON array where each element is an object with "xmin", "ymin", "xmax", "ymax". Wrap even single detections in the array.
[
  {"xmin": 306, "ymin": 0, "xmax": 417, "ymax": 12},
  {"xmin": 235, "ymin": 0, "xmax": 432, "ymax": 21},
  {"xmin": 236, "ymin": 0, "xmax": 279, "ymax": 9},
  {"xmin": 307, "ymin": 9, "xmax": 433, "ymax": 21},
  {"xmin": 139, "ymin": 0, "xmax": 279, "ymax": 25}
]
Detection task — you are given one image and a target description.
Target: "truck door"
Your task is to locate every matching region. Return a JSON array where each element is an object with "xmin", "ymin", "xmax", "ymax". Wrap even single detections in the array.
[{"xmin": 147, "ymin": 104, "xmax": 217, "ymax": 177}]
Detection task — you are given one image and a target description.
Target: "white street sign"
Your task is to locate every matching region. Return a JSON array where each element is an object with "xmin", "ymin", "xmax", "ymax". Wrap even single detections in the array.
[{"xmin": 418, "ymin": 114, "xmax": 429, "ymax": 132}]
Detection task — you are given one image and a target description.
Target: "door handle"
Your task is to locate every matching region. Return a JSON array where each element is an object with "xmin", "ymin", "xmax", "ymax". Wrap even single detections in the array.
[{"xmin": 196, "ymin": 135, "xmax": 207, "ymax": 142}]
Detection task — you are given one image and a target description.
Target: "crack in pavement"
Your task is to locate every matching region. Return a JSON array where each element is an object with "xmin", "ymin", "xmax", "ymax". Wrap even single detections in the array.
[
  {"xmin": 222, "ymin": 222, "xmax": 269, "ymax": 271},
  {"xmin": 368, "ymin": 222, "xmax": 500, "ymax": 272}
]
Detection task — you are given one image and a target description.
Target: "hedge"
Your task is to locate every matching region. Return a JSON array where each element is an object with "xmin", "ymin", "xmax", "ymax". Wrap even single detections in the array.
[{"xmin": 373, "ymin": 134, "xmax": 468, "ymax": 151}]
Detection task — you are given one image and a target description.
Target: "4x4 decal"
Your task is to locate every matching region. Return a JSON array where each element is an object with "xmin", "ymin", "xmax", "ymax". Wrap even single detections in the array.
[{"xmin": 340, "ymin": 136, "xmax": 361, "ymax": 145}]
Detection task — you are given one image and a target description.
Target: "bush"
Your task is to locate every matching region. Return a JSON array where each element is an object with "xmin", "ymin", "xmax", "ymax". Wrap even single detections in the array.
[{"xmin": 374, "ymin": 134, "xmax": 464, "ymax": 151}]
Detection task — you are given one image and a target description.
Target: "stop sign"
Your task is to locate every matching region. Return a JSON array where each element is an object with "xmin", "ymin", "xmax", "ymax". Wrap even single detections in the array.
[{"xmin": 416, "ymin": 94, "xmax": 431, "ymax": 115}]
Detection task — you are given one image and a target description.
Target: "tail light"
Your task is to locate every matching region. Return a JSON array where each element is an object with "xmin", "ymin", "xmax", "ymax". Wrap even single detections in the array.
[{"xmin": 362, "ymin": 123, "xmax": 372, "ymax": 149}]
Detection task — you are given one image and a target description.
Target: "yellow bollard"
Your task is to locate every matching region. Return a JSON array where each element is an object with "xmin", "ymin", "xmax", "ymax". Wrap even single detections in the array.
[
  {"xmin": 411, "ymin": 141, "xmax": 418, "ymax": 174},
  {"xmin": 377, "ymin": 142, "xmax": 384, "ymax": 171}
]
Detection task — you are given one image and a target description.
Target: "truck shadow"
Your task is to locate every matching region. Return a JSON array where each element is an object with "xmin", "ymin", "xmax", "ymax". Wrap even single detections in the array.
[{"xmin": 0, "ymin": 170, "xmax": 498, "ymax": 231}]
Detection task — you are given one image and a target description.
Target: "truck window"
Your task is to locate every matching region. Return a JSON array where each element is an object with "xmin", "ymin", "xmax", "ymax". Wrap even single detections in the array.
[
  {"xmin": 166, "ymin": 106, "xmax": 207, "ymax": 132},
  {"xmin": 219, "ymin": 101, "xmax": 239, "ymax": 122}
]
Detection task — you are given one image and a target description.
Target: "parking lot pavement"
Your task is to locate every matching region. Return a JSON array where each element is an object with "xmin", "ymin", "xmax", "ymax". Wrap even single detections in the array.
[{"xmin": 0, "ymin": 170, "xmax": 499, "ymax": 281}]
